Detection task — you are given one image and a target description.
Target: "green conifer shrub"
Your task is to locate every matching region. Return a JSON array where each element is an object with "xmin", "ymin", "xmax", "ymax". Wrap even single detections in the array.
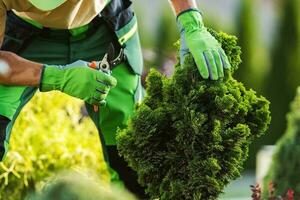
[
  {"xmin": 116, "ymin": 30, "xmax": 271, "ymax": 200},
  {"xmin": 263, "ymin": 87, "xmax": 300, "ymax": 197}
]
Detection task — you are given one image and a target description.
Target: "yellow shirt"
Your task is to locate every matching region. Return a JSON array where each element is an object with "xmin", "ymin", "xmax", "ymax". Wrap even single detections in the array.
[{"xmin": 0, "ymin": 0, "xmax": 111, "ymax": 44}]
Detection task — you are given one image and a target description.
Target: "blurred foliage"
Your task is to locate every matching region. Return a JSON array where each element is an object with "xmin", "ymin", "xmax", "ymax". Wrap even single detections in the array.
[
  {"xmin": 29, "ymin": 171, "xmax": 136, "ymax": 200},
  {"xmin": 235, "ymin": 0, "xmax": 270, "ymax": 94},
  {"xmin": 154, "ymin": 7, "xmax": 178, "ymax": 67},
  {"xmin": 117, "ymin": 30, "xmax": 271, "ymax": 200},
  {"xmin": 0, "ymin": 92, "xmax": 109, "ymax": 200},
  {"xmin": 263, "ymin": 87, "xmax": 300, "ymax": 198},
  {"xmin": 134, "ymin": 1, "xmax": 178, "ymax": 70},
  {"xmin": 266, "ymin": 0, "xmax": 300, "ymax": 143}
]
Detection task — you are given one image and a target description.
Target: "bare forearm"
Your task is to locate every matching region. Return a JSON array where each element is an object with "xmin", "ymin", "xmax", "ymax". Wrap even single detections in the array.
[
  {"xmin": 170, "ymin": 0, "xmax": 198, "ymax": 15},
  {"xmin": 0, "ymin": 51, "xmax": 43, "ymax": 86}
]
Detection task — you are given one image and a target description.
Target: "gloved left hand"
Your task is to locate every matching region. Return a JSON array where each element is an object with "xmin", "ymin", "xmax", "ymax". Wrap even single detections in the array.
[
  {"xmin": 177, "ymin": 9, "xmax": 231, "ymax": 80},
  {"xmin": 40, "ymin": 60, "xmax": 116, "ymax": 106}
]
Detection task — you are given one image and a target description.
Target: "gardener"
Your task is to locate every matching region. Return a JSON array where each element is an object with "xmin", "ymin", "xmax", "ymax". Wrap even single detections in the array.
[{"xmin": 0, "ymin": 0, "xmax": 231, "ymax": 198}]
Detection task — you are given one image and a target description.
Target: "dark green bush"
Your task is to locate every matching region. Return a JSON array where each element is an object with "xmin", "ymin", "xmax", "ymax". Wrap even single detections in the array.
[
  {"xmin": 263, "ymin": 87, "xmax": 300, "ymax": 197},
  {"xmin": 117, "ymin": 30, "xmax": 271, "ymax": 200}
]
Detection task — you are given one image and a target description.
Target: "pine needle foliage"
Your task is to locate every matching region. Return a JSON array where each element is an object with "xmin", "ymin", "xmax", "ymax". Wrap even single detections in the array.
[{"xmin": 117, "ymin": 30, "xmax": 271, "ymax": 200}]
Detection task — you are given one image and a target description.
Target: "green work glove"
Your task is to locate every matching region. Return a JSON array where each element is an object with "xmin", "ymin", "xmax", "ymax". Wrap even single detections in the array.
[
  {"xmin": 40, "ymin": 60, "xmax": 117, "ymax": 105},
  {"xmin": 177, "ymin": 9, "xmax": 231, "ymax": 80}
]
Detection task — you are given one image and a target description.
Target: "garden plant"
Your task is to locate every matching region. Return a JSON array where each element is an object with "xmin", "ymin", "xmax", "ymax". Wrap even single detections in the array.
[
  {"xmin": 251, "ymin": 183, "xmax": 294, "ymax": 200},
  {"xmin": 264, "ymin": 87, "xmax": 300, "ymax": 198},
  {"xmin": 117, "ymin": 30, "xmax": 271, "ymax": 200},
  {"xmin": 0, "ymin": 92, "xmax": 109, "ymax": 200}
]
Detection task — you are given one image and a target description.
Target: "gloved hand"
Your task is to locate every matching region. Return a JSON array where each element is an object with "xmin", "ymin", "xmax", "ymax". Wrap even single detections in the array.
[
  {"xmin": 177, "ymin": 9, "xmax": 231, "ymax": 80},
  {"xmin": 40, "ymin": 60, "xmax": 117, "ymax": 106}
]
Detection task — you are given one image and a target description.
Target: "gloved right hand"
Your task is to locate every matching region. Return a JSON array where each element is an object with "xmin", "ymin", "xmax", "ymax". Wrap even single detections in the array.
[
  {"xmin": 177, "ymin": 10, "xmax": 231, "ymax": 80},
  {"xmin": 39, "ymin": 60, "xmax": 117, "ymax": 106}
]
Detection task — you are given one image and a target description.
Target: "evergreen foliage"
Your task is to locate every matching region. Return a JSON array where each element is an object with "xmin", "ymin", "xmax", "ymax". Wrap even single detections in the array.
[
  {"xmin": 264, "ymin": 87, "xmax": 300, "ymax": 197},
  {"xmin": 117, "ymin": 30, "xmax": 271, "ymax": 200}
]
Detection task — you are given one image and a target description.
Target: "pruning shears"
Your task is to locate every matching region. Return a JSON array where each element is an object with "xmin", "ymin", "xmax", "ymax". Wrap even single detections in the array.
[{"xmin": 89, "ymin": 43, "xmax": 126, "ymax": 112}]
